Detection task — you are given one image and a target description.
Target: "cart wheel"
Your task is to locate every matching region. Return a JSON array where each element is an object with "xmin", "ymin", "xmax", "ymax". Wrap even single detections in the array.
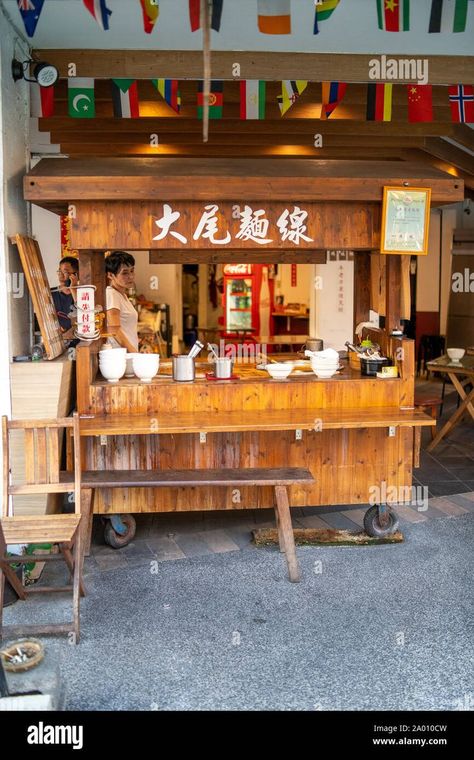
[
  {"xmin": 363, "ymin": 505, "xmax": 399, "ymax": 538},
  {"xmin": 104, "ymin": 514, "xmax": 136, "ymax": 549}
]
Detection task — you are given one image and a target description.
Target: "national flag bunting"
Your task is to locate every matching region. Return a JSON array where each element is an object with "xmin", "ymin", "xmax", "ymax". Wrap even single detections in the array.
[
  {"xmin": 376, "ymin": 0, "xmax": 410, "ymax": 31},
  {"xmin": 153, "ymin": 79, "xmax": 181, "ymax": 113},
  {"xmin": 189, "ymin": 0, "xmax": 223, "ymax": 31},
  {"xmin": 366, "ymin": 83, "xmax": 393, "ymax": 121},
  {"xmin": 139, "ymin": 0, "xmax": 159, "ymax": 34},
  {"xmin": 82, "ymin": 0, "xmax": 112, "ymax": 30},
  {"xmin": 321, "ymin": 81, "xmax": 347, "ymax": 119},
  {"xmin": 68, "ymin": 78, "xmax": 95, "ymax": 119},
  {"xmin": 30, "ymin": 82, "xmax": 54, "ymax": 118},
  {"xmin": 313, "ymin": 0, "xmax": 341, "ymax": 34},
  {"xmin": 407, "ymin": 85, "xmax": 433, "ymax": 122},
  {"xmin": 240, "ymin": 81, "xmax": 266, "ymax": 120},
  {"xmin": 278, "ymin": 80, "xmax": 307, "ymax": 115},
  {"xmin": 429, "ymin": 0, "xmax": 472, "ymax": 32},
  {"xmin": 111, "ymin": 79, "xmax": 140, "ymax": 118},
  {"xmin": 257, "ymin": 0, "xmax": 291, "ymax": 34},
  {"xmin": 17, "ymin": 0, "xmax": 45, "ymax": 38},
  {"xmin": 448, "ymin": 85, "xmax": 474, "ymax": 122},
  {"xmin": 197, "ymin": 81, "xmax": 223, "ymax": 119}
]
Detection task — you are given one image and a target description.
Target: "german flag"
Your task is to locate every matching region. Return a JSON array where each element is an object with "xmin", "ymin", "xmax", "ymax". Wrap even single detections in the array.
[{"xmin": 366, "ymin": 83, "xmax": 393, "ymax": 122}]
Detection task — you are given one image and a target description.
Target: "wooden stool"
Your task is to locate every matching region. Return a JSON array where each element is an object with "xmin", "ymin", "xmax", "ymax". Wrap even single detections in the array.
[{"xmin": 414, "ymin": 394, "xmax": 443, "ymax": 440}]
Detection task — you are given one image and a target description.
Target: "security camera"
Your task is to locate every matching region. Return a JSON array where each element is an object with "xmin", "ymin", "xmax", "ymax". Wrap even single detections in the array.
[{"xmin": 463, "ymin": 200, "xmax": 471, "ymax": 215}]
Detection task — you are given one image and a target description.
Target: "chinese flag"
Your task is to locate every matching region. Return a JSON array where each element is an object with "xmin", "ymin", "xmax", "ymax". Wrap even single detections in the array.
[{"xmin": 407, "ymin": 85, "xmax": 433, "ymax": 122}]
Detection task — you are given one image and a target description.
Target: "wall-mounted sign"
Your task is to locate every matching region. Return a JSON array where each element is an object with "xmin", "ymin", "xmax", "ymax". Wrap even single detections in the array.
[{"xmin": 380, "ymin": 187, "xmax": 431, "ymax": 256}]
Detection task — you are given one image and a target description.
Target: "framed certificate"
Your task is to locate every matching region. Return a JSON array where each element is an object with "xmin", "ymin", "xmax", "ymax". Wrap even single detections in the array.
[{"xmin": 380, "ymin": 186, "xmax": 431, "ymax": 255}]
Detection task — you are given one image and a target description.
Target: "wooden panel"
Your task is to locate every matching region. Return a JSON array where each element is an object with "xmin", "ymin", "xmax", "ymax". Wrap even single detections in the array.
[
  {"xmin": 150, "ymin": 249, "xmax": 328, "ymax": 264},
  {"xmin": 14, "ymin": 235, "xmax": 66, "ymax": 360},
  {"xmin": 24, "ymin": 430, "xmax": 36, "ymax": 484},
  {"xmin": 80, "ymin": 467, "xmax": 314, "ymax": 487},
  {"xmin": 24, "ymin": 158, "xmax": 463, "ymax": 208},
  {"xmin": 385, "ymin": 255, "xmax": 402, "ymax": 332},
  {"xmin": 33, "ymin": 51, "xmax": 474, "ymax": 85},
  {"xmin": 35, "ymin": 429, "xmax": 48, "ymax": 485},
  {"xmin": 353, "ymin": 252, "xmax": 371, "ymax": 331},
  {"xmin": 47, "ymin": 427, "xmax": 60, "ymax": 484},
  {"xmin": 70, "ymin": 201, "xmax": 377, "ymax": 251}
]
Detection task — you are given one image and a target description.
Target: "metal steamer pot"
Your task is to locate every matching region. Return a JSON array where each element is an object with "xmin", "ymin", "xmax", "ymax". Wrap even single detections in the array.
[
  {"xmin": 304, "ymin": 338, "xmax": 324, "ymax": 352},
  {"xmin": 360, "ymin": 355, "xmax": 389, "ymax": 376}
]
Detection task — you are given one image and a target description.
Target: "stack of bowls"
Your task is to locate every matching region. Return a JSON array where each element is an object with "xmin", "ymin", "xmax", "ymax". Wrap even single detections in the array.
[
  {"xmin": 308, "ymin": 349, "xmax": 340, "ymax": 379},
  {"xmin": 98, "ymin": 347, "xmax": 126, "ymax": 382}
]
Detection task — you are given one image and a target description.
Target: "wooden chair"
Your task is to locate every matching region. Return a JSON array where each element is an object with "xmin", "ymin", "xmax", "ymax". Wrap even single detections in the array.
[{"xmin": 0, "ymin": 414, "xmax": 85, "ymax": 643}]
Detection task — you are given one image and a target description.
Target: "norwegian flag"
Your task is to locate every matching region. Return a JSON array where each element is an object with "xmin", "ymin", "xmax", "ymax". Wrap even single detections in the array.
[
  {"xmin": 448, "ymin": 85, "xmax": 474, "ymax": 123},
  {"xmin": 17, "ymin": 0, "xmax": 45, "ymax": 38},
  {"xmin": 82, "ymin": 0, "xmax": 112, "ymax": 30}
]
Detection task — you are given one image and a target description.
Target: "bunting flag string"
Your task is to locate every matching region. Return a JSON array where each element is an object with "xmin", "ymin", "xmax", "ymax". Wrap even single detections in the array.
[
  {"xmin": 313, "ymin": 0, "xmax": 341, "ymax": 34},
  {"xmin": 278, "ymin": 80, "xmax": 307, "ymax": 115},
  {"xmin": 197, "ymin": 81, "xmax": 224, "ymax": 119},
  {"xmin": 189, "ymin": 0, "xmax": 223, "ymax": 31},
  {"xmin": 428, "ymin": 0, "xmax": 473, "ymax": 32},
  {"xmin": 257, "ymin": 0, "xmax": 291, "ymax": 34},
  {"xmin": 139, "ymin": 0, "xmax": 159, "ymax": 34},
  {"xmin": 321, "ymin": 81, "xmax": 346, "ymax": 118},
  {"xmin": 448, "ymin": 84, "xmax": 474, "ymax": 122},
  {"xmin": 240, "ymin": 80, "xmax": 266, "ymax": 120},
  {"xmin": 376, "ymin": 0, "xmax": 410, "ymax": 31},
  {"xmin": 111, "ymin": 79, "xmax": 140, "ymax": 118},
  {"xmin": 82, "ymin": 0, "xmax": 112, "ymax": 30},
  {"xmin": 30, "ymin": 81, "xmax": 54, "ymax": 118},
  {"xmin": 366, "ymin": 83, "xmax": 393, "ymax": 121},
  {"xmin": 17, "ymin": 0, "xmax": 45, "ymax": 38},
  {"xmin": 68, "ymin": 78, "xmax": 96, "ymax": 119},
  {"xmin": 152, "ymin": 79, "xmax": 181, "ymax": 113},
  {"xmin": 407, "ymin": 84, "xmax": 433, "ymax": 122}
]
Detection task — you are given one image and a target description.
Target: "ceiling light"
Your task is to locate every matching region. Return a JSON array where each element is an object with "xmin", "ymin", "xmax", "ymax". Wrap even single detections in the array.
[{"xmin": 12, "ymin": 59, "xmax": 59, "ymax": 87}]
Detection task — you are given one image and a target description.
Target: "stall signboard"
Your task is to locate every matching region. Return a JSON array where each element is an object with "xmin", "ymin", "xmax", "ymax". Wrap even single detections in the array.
[{"xmin": 380, "ymin": 187, "xmax": 431, "ymax": 256}]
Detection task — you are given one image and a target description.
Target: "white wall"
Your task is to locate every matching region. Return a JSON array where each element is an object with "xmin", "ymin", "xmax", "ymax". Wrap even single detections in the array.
[
  {"xmin": 0, "ymin": 8, "xmax": 31, "ymax": 418},
  {"xmin": 416, "ymin": 210, "xmax": 441, "ymax": 313},
  {"xmin": 133, "ymin": 258, "xmax": 183, "ymax": 341},
  {"xmin": 275, "ymin": 264, "xmax": 312, "ymax": 307}
]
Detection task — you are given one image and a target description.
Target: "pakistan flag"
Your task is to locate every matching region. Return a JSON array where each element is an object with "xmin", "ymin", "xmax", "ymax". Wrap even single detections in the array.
[{"xmin": 68, "ymin": 78, "xmax": 95, "ymax": 118}]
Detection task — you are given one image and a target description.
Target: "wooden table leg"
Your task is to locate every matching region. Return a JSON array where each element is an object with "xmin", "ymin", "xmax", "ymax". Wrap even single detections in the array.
[
  {"xmin": 273, "ymin": 505, "xmax": 285, "ymax": 553},
  {"xmin": 427, "ymin": 379, "xmax": 474, "ymax": 452},
  {"xmin": 274, "ymin": 485, "xmax": 300, "ymax": 583},
  {"xmin": 450, "ymin": 374, "xmax": 474, "ymax": 420},
  {"xmin": 413, "ymin": 427, "xmax": 421, "ymax": 468}
]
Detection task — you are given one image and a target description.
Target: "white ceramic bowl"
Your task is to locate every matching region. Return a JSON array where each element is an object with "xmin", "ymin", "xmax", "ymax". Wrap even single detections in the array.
[
  {"xmin": 132, "ymin": 353, "xmax": 160, "ymax": 382},
  {"xmin": 313, "ymin": 368, "xmax": 337, "ymax": 379},
  {"xmin": 99, "ymin": 347, "xmax": 126, "ymax": 360},
  {"xmin": 125, "ymin": 354, "xmax": 138, "ymax": 377},
  {"xmin": 310, "ymin": 359, "xmax": 339, "ymax": 373},
  {"xmin": 99, "ymin": 361, "xmax": 126, "ymax": 383},
  {"xmin": 447, "ymin": 348, "xmax": 465, "ymax": 362},
  {"xmin": 266, "ymin": 363, "xmax": 293, "ymax": 380}
]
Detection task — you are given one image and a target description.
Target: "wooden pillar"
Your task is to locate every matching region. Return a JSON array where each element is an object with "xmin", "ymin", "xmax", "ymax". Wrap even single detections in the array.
[
  {"xmin": 385, "ymin": 255, "xmax": 401, "ymax": 332},
  {"xmin": 353, "ymin": 252, "xmax": 371, "ymax": 335}
]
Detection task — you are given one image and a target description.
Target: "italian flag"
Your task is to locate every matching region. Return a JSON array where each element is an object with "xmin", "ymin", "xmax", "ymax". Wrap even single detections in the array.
[
  {"xmin": 257, "ymin": 0, "xmax": 291, "ymax": 34},
  {"xmin": 376, "ymin": 0, "xmax": 410, "ymax": 31},
  {"xmin": 429, "ymin": 0, "xmax": 472, "ymax": 32},
  {"xmin": 240, "ymin": 81, "xmax": 266, "ymax": 120},
  {"xmin": 111, "ymin": 79, "xmax": 139, "ymax": 118}
]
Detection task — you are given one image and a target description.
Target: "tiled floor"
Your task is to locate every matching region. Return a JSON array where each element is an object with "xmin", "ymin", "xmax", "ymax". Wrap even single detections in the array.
[{"xmin": 85, "ymin": 382, "xmax": 473, "ymax": 574}]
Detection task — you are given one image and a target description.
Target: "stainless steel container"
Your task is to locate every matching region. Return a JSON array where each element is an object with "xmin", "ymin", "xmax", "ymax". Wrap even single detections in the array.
[
  {"xmin": 305, "ymin": 338, "xmax": 323, "ymax": 352},
  {"xmin": 172, "ymin": 355, "xmax": 195, "ymax": 381},
  {"xmin": 213, "ymin": 357, "xmax": 233, "ymax": 379}
]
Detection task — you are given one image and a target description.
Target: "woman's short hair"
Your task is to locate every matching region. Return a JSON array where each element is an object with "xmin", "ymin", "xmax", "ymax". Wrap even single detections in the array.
[
  {"xmin": 105, "ymin": 251, "xmax": 135, "ymax": 276},
  {"xmin": 59, "ymin": 256, "xmax": 79, "ymax": 273}
]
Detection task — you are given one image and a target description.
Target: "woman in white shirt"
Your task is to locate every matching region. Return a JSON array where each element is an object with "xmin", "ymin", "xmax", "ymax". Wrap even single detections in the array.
[{"xmin": 105, "ymin": 251, "xmax": 139, "ymax": 352}]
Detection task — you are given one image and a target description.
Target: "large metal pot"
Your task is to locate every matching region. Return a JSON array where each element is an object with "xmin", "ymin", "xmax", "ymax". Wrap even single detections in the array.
[
  {"xmin": 360, "ymin": 356, "xmax": 389, "ymax": 376},
  {"xmin": 304, "ymin": 337, "xmax": 324, "ymax": 352},
  {"xmin": 172, "ymin": 355, "xmax": 195, "ymax": 381}
]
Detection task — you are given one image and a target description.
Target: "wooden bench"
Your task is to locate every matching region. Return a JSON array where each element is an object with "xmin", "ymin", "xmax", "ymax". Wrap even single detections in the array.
[{"xmin": 77, "ymin": 467, "xmax": 314, "ymax": 583}]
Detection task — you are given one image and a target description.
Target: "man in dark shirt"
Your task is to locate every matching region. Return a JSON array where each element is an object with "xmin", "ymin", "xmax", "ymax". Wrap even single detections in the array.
[{"xmin": 51, "ymin": 256, "xmax": 79, "ymax": 343}]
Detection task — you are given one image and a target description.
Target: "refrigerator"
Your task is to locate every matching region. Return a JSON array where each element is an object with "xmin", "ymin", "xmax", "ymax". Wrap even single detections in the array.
[{"xmin": 221, "ymin": 264, "xmax": 274, "ymax": 339}]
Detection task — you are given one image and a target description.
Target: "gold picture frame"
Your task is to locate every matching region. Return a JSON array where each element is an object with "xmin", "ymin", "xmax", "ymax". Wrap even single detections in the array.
[{"xmin": 380, "ymin": 186, "xmax": 431, "ymax": 255}]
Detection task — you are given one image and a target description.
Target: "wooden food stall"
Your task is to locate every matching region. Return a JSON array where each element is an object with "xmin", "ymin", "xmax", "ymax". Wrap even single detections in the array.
[{"xmin": 24, "ymin": 158, "xmax": 463, "ymax": 547}]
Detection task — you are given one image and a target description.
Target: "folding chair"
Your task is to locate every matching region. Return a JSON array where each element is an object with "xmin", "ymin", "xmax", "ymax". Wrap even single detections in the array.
[{"xmin": 0, "ymin": 414, "xmax": 85, "ymax": 643}]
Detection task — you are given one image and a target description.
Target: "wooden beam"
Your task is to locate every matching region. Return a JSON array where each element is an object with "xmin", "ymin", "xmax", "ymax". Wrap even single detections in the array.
[
  {"xmin": 451, "ymin": 125, "xmax": 474, "ymax": 152},
  {"xmin": 38, "ymin": 117, "xmax": 457, "ymax": 138},
  {"xmin": 422, "ymin": 138, "xmax": 474, "ymax": 176},
  {"xmin": 23, "ymin": 158, "xmax": 464, "ymax": 207},
  {"xmin": 33, "ymin": 50, "xmax": 474, "ymax": 85},
  {"xmin": 149, "ymin": 250, "xmax": 328, "ymax": 264},
  {"xmin": 353, "ymin": 252, "xmax": 371, "ymax": 333}
]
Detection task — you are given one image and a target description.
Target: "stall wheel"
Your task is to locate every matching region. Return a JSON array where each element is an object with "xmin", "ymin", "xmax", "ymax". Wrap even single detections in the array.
[
  {"xmin": 104, "ymin": 514, "xmax": 136, "ymax": 549},
  {"xmin": 363, "ymin": 505, "xmax": 399, "ymax": 538}
]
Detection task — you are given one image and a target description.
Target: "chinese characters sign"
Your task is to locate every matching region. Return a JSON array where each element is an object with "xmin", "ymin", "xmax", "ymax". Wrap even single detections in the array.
[{"xmin": 150, "ymin": 202, "xmax": 316, "ymax": 249}]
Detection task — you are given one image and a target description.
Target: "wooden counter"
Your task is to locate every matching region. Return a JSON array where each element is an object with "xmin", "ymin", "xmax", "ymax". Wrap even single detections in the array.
[{"xmin": 74, "ymin": 335, "xmax": 429, "ymax": 515}]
